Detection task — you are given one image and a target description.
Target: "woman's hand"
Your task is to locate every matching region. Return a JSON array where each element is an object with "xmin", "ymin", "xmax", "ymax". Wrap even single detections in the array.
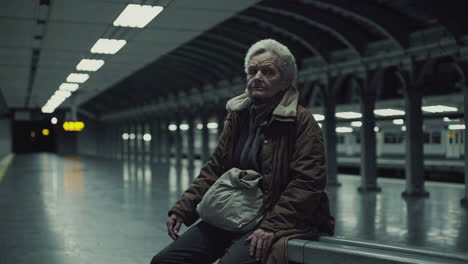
[
  {"xmin": 245, "ymin": 228, "xmax": 274, "ymax": 261},
  {"xmin": 166, "ymin": 213, "xmax": 183, "ymax": 240}
]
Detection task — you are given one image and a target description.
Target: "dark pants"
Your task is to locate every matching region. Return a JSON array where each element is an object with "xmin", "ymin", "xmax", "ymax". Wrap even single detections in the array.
[{"xmin": 151, "ymin": 221, "xmax": 259, "ymax": 264}]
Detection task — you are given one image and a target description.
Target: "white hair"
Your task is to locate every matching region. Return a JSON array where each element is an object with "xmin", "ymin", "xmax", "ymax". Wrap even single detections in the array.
[{"xmin": 244, "ymin": 39, "xmax": 297, "ymax": 83}]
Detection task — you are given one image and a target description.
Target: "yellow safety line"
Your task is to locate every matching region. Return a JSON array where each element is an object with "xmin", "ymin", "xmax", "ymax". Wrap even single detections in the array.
[{"xmin": 0, "ymin": 153, "xmax": 14, "ymax": 183}]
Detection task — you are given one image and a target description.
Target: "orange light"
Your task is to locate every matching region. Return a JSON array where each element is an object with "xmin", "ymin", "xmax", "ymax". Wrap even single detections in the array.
[
  {"xmin": 62, "ymin": 121, "xmax": 85, "ymax": 131},
  {"xmin": 42, "ymin": 129, "xmax": 50, "ymax": 136}
]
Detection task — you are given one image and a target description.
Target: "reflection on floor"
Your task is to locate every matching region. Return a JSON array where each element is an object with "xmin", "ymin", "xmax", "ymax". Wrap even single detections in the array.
[{"xmin": 0, "ymin": 153, "xmax": 466, "ymax": 264}]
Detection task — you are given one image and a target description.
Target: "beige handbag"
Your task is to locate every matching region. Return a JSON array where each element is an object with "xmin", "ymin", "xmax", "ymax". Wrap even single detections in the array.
[{"xmin": 196, "ymin": 168, "xmax": 264, "ymax": 232}]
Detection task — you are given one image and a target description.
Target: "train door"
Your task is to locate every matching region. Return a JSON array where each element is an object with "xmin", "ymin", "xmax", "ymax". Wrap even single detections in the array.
[
  {"xmin": 461, "ymin": 130, "xmax": 465, "ymax": 157},
  {"xmin": 376, "ymin": 132, "xmax": 383, "ymax": 157},
  {"xmin": 455, "ymin": 131, "xmax": 461, "ymax": 157},
  {"xmin": 446, "ymin": 130, "xmax": 460, "ymax": 159},
  {"xmin": 345, "ymin": 133, "xmax": 354, "ymax": 156}
]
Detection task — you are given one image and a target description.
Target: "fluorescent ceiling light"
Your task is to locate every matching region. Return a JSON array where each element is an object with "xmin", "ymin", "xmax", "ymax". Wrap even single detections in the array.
[
  {"xmin": 54, "ymin": 90, "xmax": 71, "ymax": 98},
  {"xmin": 351, "ymin": 121, "xmax": 362, "ymax": 127},
  {"xmin": 196, "ymin": 124, "xmax": 203, "ymax": 130},
  {"xmin": 179, "ymin": 124, "xmax": 189, "ymax": 131},
  {"xmin": 422, "ymin": 105, "xmax": 458, "ymax": 113},
  {"xmin": 374, "ymin": 108, "xmax": 405, "ymax": 116},
  {"xmin": 313, "ymin": 114, "xmax": 324, "ymax": 121},
  {"xmin": 41, "ymin": 107, "xmax": 54, "ymax": 113},
  {"xmin": 59, "ymin": 83, "xmax": 79, "ymax": 92},
  {"xmin": 91, "ymin": 38, "xmax": 126, "ymax": 54},
  {"xmin": 449, "ymin": 124, "xmax": 465, "ymax": 130},
  {"xmin": 443, "ymin": 117, "xmax": 460, "ymax": 122},
  {"xmin": 168, "ymin": 124, "xmax": 177, "ymax": 131},
  {"xmin": 129, "ymin": 133, "xmax": 136, "ymax": 140},
  {"xmin": 113, "ymin": 4, "xmax": 164, "ymax": 28},
  {"xmin": 66, "ymin": 73, "xmax": 89, "ymax": 83},
  {"xmin": 401, "ymin": 125, "xmax": 407, "ymax": 131},
  {"xmin": 374, "ymin": 127, "xmax": 380, "ymax": 132},
  {"xmin": 336, "ymin": 127, "xmax": 353, "ymax": 133},
  {"xmin": 122, "ymin": 133, "xmax": 129, "ymax": 140},
  {"xmin": 335, "ymin": 112, "xmax": 362, "ymax": 119},
  {"xmin": 207, "ymin": 122, "xmax": 219, "ymax": 129},
  {"xmin": 143, "ymin": 133, "xmax": 152, "ymax": 141},
  {"xmin": 392, "ymin": 119, "xmax": 404, "ymax": 125},
  {"xmin": 76, "ymin": 59, "xmax": 104, "ymax": 71}
]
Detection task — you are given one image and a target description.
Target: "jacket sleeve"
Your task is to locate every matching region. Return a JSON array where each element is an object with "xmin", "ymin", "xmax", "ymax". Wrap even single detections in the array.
[
  {"xmin": 168, "ymin": 114, "xmax": 232, "ymax": 226},
  {"xmin": 260, "ymin": 111, "xmax": 327, "ymax": 232}
]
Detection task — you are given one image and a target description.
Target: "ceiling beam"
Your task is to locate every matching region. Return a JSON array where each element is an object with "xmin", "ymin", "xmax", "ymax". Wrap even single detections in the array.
[{"xmin": 237, "ymin": 15, "xmax": 328, "ymax": 64}]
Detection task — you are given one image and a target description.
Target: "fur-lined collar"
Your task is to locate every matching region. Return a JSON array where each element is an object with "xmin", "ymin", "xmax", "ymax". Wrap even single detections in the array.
[{"xmin": 225, "ymin": 86, "xmax": 298, "ymax": 118}]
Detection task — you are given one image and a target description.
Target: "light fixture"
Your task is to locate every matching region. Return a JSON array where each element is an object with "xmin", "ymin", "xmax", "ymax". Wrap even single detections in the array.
[
  {"xmin": 63, "ymin": 121, "xmax": 85, "ymax": 132},
  {"xmin": 443, "ymin": 117, "xmax": 460, "ymax": 122},
  {"xmin": 179, "ymin": 124, "xmax": 189, "ymax": 131},
  {"xmin": 335, "ymin": 112, "xmax": 362, "ymax": 119},
  {"xmin": 374, "ymin": 127, "xmax": 380, "ymax": 132},
  {"xmin": 129, "ymin": 133, "xmax": 136, "ymax": 140},
  {"xmin": 41, "ymin": 107, "xmax": 54, "ymax": 113},
  {"xmin": 449, "ymin": 124, "xmax": 465, "ymax": 130},
  {"xmin": 351, "ymin": 121, "xmax": 362, "ymax": 127},
  {"xmin": 122, "ymin": 133, "xmax": 129, "ymax": 140},
  {"xmin": 168, "ymin": 124, "xmax": 177, "ymax": 131},
  {"xmin": 422, "ymin": 105, "xmax": 458, "ymax": 113},
  {"xmin": 401, "ymin": 125, "xmax": 407, "ymax": 131},
  {"xmin": 59, "ymin": 83, "xmax": 79, "ymax": 92},
  {"xmin": 51, "ymin": 117, "xmax": 58, "ymax": 124},
  {"xmin": 196, "ymin": 124, "xmax": 203, "ymax": 130},
  {"xmin": 374, "ymin": 108, "xmax": 405, "ymax": 116},
  {"xmin": 54, "ymin": 90, "xmax": 71, "ymax": 98},
  {"xmin": 91, "ymin": 38, "xmax": 126, "ymax": 54},
  {"xmin": 207, "ymin": 122, "xmax": 219, "ymax": 129},
  {"xmin": 336, "ymin": 127, "xmax": 353, "ymax": 133},
  {"xmin": 66, "ymin": 73, "xmax": 89, "ymax": 83},
  {"xmin": 76, "ymin": 59, "xmax": 105, "ymax": 71},
  {"xmin": 113, "ymin": 4, "xmax": 164, "ymax": 28},
  {"xmin": 392, "ymin": 119, "xmax": 404, "ymax": 125},
  {"xmin": 143, "ymin": 133, "xmax": 152, "ymax": 141},
  {"xmin": 313, "ymin": 114, "xmax": 325, "ymax": 121},
  {"xmin": 42, "ymin": 129, "xmax": 50, "ymax": 136},
  {"xmin": 317, "ymin": 123, "xmax": 322, "ymax": 128}
]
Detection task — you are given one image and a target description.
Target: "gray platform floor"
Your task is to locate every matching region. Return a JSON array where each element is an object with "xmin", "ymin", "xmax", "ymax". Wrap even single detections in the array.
[{"xmin": 0, "ymin": 153, "xmax": 466, "ymax": 264}]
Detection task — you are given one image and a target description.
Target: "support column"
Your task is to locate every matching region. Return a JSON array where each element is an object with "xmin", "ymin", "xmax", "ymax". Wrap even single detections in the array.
[
  {"xmin": 187, "ymin": 117, "xmax": 195, "ymax": 167},
  {"xmin": 358, "ymin": 94, "xmax": 381, "ymax": 192},
  {"xmin": 167, "ymin": 120, "xmax": 174, "ymax": 163},
  {"xmin": 136, "ymin": 121, "xmax": 143, "ymax": 161},
  {"xmin": 175, "ymin": 117, "xmax": 182, "ymax": 165},
  {"xmin": 152, "ymin": 119, "xmax": 161, "ymax": 163},
  {"xmin": 323, "ymin": 94, "xmax": 340, "ymax": 186},
  {"xmin": 402, "ymin": 87, "xmax": 428, "ymax": 197},
  {"xmin": 462, "ymin": 84, "xmax": 468, "ymax": 206},
  {"xmin": 161, "ymin": 120, "xmax": 169, "ymax": 163},
  {"xmin": 130, "ymin": 122, "xmax": 136, "ymax": 161},
  {"xmin": 201, "ymin": 115, "xmax": 210, "ymax": 163}
]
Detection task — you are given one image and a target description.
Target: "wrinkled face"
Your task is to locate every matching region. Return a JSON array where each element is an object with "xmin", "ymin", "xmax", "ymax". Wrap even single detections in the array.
[{"xmin": 246, "ymin": 52, "xmax": 290, "ymax": 100}]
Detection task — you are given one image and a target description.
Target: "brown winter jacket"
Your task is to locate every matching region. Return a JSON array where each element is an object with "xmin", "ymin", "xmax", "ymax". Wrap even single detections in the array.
[{"xmin": 169, "ymin": 86, "xmax": 334, "ymax": 263}]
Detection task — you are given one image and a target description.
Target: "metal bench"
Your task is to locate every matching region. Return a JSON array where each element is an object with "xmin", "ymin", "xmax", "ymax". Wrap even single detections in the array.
[{"xmin": 288, "ymin": 236, "xmax": 468, "ymax": 264}]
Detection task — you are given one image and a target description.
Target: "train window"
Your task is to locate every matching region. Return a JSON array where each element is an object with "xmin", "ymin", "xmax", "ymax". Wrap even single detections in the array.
[
  {"xmin": 431, "ymin": 131, "xmax": 441, "ymax": 144},
  {"xmin": 384, "ymin": 132, "xmax": 403, "ymax": 144},
  {"xmin": 423, "ymin": 132, "xmax": 430, "ymax": 144}
]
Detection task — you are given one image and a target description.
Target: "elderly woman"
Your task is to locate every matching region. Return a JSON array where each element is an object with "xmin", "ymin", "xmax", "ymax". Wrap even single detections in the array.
[{"xmin": 151, "ymin": 39, "xmax": 334, "ymax": 264}]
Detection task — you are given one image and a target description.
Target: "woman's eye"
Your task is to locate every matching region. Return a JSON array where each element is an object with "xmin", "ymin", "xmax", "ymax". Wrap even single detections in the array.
[{"xmin": 249, "ymin": 69, "xmax": 256, "ymax": 75}]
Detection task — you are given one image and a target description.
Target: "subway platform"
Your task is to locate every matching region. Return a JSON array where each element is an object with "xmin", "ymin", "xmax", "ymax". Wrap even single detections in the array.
[{"xmin": 0, "ymin": 153, "xmax": 466, "ymax": 263}]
